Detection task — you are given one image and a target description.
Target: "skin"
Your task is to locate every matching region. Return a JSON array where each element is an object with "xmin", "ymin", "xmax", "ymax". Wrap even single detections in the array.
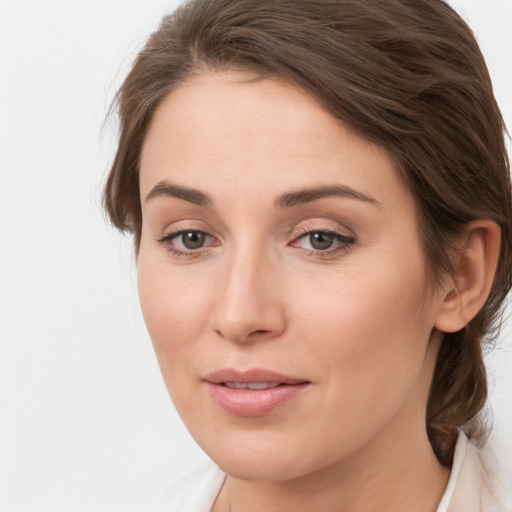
[{"xmin": 137, "ymin": 72, "xmax": 454, "ymax": 512}]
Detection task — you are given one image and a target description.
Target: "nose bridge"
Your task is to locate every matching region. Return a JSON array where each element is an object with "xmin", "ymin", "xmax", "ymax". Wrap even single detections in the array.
[{"xmin": 213, "ymin": 238, "xmax": 285, "ymax": 342}]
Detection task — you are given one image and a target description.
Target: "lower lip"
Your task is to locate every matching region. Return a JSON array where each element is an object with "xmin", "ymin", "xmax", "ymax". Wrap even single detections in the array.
[{"xmin": 205, "ymin": 382, "xmax": 309, "ymax": 417}]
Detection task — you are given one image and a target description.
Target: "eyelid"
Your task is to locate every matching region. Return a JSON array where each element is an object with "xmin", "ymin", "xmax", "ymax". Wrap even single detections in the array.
[
  {"xmin": 158, "ymin": 229, "xmax": 213, "ymax": 244},
  {"xmin": 288, "ymin": 219, "xmax": 357, "ymax": 257},
  {"xmin": 156, "ymin": 223, "xmax": 220, "ymax": 257},
  {"xmin": 289, "ymin": 231, "xmax": 356, "ymax": 258},
  {"xmin": 291, "ymin": 228, "xmax": 356, "ymax": 246},
  {"xmin": 291, "ymin": 218, "xmax": 356, "ymax": 239}
]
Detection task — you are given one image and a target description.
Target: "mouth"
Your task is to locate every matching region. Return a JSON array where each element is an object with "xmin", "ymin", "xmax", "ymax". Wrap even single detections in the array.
[
  {"xmin": 203, "ymin": 368, "xmax": 311, "ymax": 417},
  {"xmin": 222, "ymin": 381, "xmax": 283, "ymax": 390}
]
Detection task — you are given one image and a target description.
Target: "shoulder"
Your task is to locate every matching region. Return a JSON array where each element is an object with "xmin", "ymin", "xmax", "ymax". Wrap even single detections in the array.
[
  {"xmin": 136, "ymin": 462, "xmax": 226, "ymax": 512},
  {"xmin": 445, "ymin": 433, "xmax": 512, "ymax": 512}
]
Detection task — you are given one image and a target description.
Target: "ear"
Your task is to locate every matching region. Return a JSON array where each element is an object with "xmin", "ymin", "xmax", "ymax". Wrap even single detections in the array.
[{"xmin": 435, "ymin": 220, "xmax": 501, "ymax": 334}]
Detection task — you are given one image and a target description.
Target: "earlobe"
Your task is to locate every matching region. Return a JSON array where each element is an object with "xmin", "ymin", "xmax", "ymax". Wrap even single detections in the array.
[{"xmin": 434, "ymin": 220, "xmax": 501, "ymax": 334}]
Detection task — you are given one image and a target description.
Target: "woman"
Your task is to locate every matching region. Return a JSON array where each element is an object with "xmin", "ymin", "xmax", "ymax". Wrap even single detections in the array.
[{"xmin": 104, "ymin": 0, "xmax": 512, "ymax": 510}]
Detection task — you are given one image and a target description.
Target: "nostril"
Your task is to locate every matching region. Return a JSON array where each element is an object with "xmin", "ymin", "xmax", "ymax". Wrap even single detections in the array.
[
  {"xmin": 249, "ymin": 329, "xmax": 270, "ymax": 337},
  {"xmin": 215, "ymin": 327, "xmax": 271, "ymax": 343}
]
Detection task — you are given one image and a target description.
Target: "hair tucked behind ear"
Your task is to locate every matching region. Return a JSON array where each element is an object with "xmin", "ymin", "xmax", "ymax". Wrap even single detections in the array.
[{"xmin": 103, "ymin": 0, "xmax": 512, "ymax": 465}]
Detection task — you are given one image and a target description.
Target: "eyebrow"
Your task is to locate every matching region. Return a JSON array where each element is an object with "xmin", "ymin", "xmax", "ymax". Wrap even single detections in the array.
[
  {"xmin": 275, "ymin": 185, "xmax": 380, "ymax": 209},
  {"xmin": 144, "ymin": 181, "xmax": 380, "ymax": 209},
  {"xmin": 145, "ymin": 181, "xmax": 212, "ymax": 207}
]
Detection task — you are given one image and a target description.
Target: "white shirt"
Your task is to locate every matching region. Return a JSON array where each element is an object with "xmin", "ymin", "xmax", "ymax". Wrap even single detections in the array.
[{"xmin": 139, "ymin": 433, "xmax": 512, "ymax": 512}]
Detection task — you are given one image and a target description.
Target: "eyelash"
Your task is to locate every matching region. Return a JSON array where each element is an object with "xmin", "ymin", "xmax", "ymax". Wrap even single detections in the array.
[
  {"xmin": 157, "ymin": 227, "xmax": 357, "ymax": 260},
  {"xmin": 290, "ymin": 227, "xmax": 356, "ymax": 259},
  {"xmin": 157, "ymin": 230, "xmax": 217, "ymax": 259}
]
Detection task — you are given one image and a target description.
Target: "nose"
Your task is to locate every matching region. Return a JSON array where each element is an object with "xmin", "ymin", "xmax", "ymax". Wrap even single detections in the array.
[{"xmin": 212, "ymin": 247, "xmax": 286, "ymax": 344}]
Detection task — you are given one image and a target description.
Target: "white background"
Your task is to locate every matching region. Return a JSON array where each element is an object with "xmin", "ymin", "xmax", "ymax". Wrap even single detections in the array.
[{"xmin": 0, "ymin": 1, "xmax": 511, "ymax": 511}]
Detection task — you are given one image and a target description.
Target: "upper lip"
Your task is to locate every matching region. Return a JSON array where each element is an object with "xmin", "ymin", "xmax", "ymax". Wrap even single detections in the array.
[{"xmin": 203, "ymin": 368, "xmax": 309, "ymax": 385}]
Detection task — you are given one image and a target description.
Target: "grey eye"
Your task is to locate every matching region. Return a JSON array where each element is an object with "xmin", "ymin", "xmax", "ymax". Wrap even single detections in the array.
[
  {"xmin": 180, "ymin": 231, "xmax": 206, "ymax": 250},
  {"xmin": 309, "ymin": 232, "xmax": 335, "ymax": 250}
]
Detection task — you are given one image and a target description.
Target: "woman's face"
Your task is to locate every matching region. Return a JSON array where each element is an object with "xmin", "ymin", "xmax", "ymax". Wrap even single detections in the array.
[{"xmin": 138, "ymin": 73, "xmax": 446, "ymax": 480}]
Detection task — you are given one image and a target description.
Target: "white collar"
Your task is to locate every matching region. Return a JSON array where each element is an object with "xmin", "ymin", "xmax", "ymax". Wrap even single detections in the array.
[{"xmin": 436, "ymin": 432, "xmax": 468, "ymax": 512}]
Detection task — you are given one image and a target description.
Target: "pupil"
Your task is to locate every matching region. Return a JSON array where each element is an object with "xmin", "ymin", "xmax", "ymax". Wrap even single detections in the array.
[
  {"xmin": 182, "ymin": 231, "xmax": 205, "ymax": 249},
  {"xmin": 310, "ymin": 232, "xmax": 334, "ymax": 250}
]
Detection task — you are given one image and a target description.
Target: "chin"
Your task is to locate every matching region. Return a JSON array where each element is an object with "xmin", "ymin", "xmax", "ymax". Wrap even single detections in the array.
[
  {"xmin": 195, "ymin": 428, "xmax": 341, "ymax": 482},
  {"xmin": 214, "ymin": 452, "xmax": 313, "ymax": 482}
]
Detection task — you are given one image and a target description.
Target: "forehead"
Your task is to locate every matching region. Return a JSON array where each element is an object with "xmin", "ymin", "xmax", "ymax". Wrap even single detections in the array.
[{"xmin": 139, "ymin": 72, "xmax": 413, "ymax": 213}]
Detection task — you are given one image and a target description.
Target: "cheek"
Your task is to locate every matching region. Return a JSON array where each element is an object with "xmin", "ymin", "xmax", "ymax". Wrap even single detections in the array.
[
  {"xmin": 283, "ymin": 261, "xmax": 433, "ymax": 457},
  {"xmin": 293, "ymin": 253, "xmax": 432, "ymax": 392},
  {"xmin": 298, "ymin": 259, "xmax": 427, "ymax": 336},
  {"xmin": 136, "ymin": 249, "xmax": 212, "ymax": 380}
]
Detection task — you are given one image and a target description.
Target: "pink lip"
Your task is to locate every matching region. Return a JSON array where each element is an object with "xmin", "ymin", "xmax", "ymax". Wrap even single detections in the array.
[{"xmin": 203, "ymin": 368, "xmax": 310, "ymax": 417}]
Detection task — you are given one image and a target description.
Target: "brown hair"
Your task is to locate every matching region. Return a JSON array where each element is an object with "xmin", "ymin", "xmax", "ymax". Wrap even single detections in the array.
[{"xmin": 104, "ymin": 0, "xmax": 512, "ymax": 465}]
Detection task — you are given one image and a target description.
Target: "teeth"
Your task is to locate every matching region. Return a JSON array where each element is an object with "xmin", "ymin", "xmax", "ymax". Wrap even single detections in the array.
[
  {"xmin": 247, "ymin": 382, "xmax": 281, "ymax": 390},
  {"xmin": 224, "ymin": 382, "xmax": 281, "ymax": 390}
]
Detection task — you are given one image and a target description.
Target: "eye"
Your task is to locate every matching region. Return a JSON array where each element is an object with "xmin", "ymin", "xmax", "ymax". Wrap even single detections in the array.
[
  {"xmin": 177, "ymin": 231, "xmax": 208, "ymax": 250},
  {"xmin": 307, "ymin": 232, "xmax": 337, "ymax": 250},
  {"xmin": 290, "ymin": 229, "xmax": 356, "ymax": 256},
  {"xmin": 158, "ymin": 229, "xmax": 218, "ymax": 256}
]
